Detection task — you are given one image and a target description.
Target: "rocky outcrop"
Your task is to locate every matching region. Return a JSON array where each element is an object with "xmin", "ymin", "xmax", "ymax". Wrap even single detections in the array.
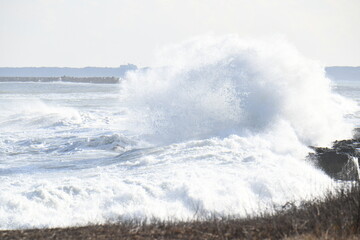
[{"xmin": 309, "ymin": 133, "xmax": 360, "ymax": 181}]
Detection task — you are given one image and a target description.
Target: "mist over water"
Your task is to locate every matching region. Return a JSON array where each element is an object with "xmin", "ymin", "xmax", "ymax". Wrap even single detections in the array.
[
  {"xmin": 0, "ymin": 36, "xmax": 358, "ymax": 230},
  {"xmin": 121, "ymin": 36, "xmax": 355, "ymax": 146}
]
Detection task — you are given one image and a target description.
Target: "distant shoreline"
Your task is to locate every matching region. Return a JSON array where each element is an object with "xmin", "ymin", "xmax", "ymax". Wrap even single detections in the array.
[
  {"xmin": 0, "ymin": 65, "xmax": 138, "ymax": 78},
  {"xmin": 0, "ymin": 76, "xmax": 120, "ymax": 84},
  {"xmin": 0, "ymin": 66, "xmax": 359, "ymax": 81}
]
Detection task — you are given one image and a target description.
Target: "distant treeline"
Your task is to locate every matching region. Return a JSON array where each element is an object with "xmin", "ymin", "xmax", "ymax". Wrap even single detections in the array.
[
  {"xmin": 0, "ymin": 64, "xmax": 137, "ymax": 77},
  {"xmin": 0, "ymin": 65, "xmax": 359, "ymax": 81},
  {"xmin": 0, "ymin": 76, "xmax": 120, "ymax": 84}
]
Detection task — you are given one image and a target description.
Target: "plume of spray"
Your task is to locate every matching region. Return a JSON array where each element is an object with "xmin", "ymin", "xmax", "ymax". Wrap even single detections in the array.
[
  {"xmin": 0, "ymin": 35, "xmax": 358, "ymax": 229},
  {"xmin": 120, "ymin": 35, "xmax": 356, "ymax": 146}
]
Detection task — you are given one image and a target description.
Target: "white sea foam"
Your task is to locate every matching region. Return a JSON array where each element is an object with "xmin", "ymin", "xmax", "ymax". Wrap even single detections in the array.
[
  {"xmin": 0, "ymin": 99, "xmax": 82, "ymax": 129},
  {"xmin": 121, "ymin": 35, "xmax": 355, "ymax": 146},
  {"xmin": 0, "ymin": 35, "xmax": 358, "ymax": 230}
]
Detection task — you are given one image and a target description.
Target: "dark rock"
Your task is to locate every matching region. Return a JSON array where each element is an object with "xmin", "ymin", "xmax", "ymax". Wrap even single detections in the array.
[{"xmin": 309, "ymin": 131, "xmax": 360, "ymax": 181}]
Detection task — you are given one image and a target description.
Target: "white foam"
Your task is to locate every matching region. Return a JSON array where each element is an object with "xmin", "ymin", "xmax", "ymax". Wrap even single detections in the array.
[
  {"xmin": 0, "ymin": 99, "xmax": 82, "ymax": 129},
  {"xmin": 121, "ymin": 35, "xmax": 356, "ymax": 146},
  {"xmin": 0, "ymin": 131, "xmax": 334, "ymax": 229},
  {"xmin": 0, "ymin": 35, "xmax": 357, "ymax": 230}
]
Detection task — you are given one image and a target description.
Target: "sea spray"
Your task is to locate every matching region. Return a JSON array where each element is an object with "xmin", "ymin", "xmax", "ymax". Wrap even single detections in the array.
[
  {"xmin": 0, "ymin": 36, "xmax": 358, "ymax": 230},
  {"xmin": 0, "ymin": 99, "xmax": 82, "ymax": 129},
  {"xmin": 121, "ymin": 35, "xmax": 355, "ymax": 146}
]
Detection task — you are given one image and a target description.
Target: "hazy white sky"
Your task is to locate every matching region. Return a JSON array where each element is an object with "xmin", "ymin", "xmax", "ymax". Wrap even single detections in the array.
[{"xmin": 0, "ymin": 0, "xmax": 359, "ymax": 67}]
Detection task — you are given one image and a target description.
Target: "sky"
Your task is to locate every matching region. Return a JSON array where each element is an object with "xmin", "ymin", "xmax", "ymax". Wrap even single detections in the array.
[{"xmin": 0, "ymin": 0, "xmax": 359, "ymax": 67}]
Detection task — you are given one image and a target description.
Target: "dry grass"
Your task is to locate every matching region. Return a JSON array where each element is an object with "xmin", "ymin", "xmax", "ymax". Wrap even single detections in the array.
[{"xmin": 1, "ymin": 184, "xmax": 360, "ymax": 239}]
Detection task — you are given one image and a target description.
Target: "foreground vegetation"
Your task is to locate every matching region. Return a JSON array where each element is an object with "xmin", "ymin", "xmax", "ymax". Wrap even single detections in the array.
[{"xmin": 1, "ymin": 184, "xmax": 360, "ymax": 240}]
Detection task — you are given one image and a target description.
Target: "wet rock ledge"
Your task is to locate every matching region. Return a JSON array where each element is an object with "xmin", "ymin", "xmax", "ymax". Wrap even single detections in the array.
[{"xmin": 309, "ymin": 129, "xmax": 360, "ymax": 181}]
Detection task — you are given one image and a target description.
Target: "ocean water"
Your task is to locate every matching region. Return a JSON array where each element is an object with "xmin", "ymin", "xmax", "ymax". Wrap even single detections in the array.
[{"xmin": 0, "ymin": 36, "xmax": 359, "ymax": 229}]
